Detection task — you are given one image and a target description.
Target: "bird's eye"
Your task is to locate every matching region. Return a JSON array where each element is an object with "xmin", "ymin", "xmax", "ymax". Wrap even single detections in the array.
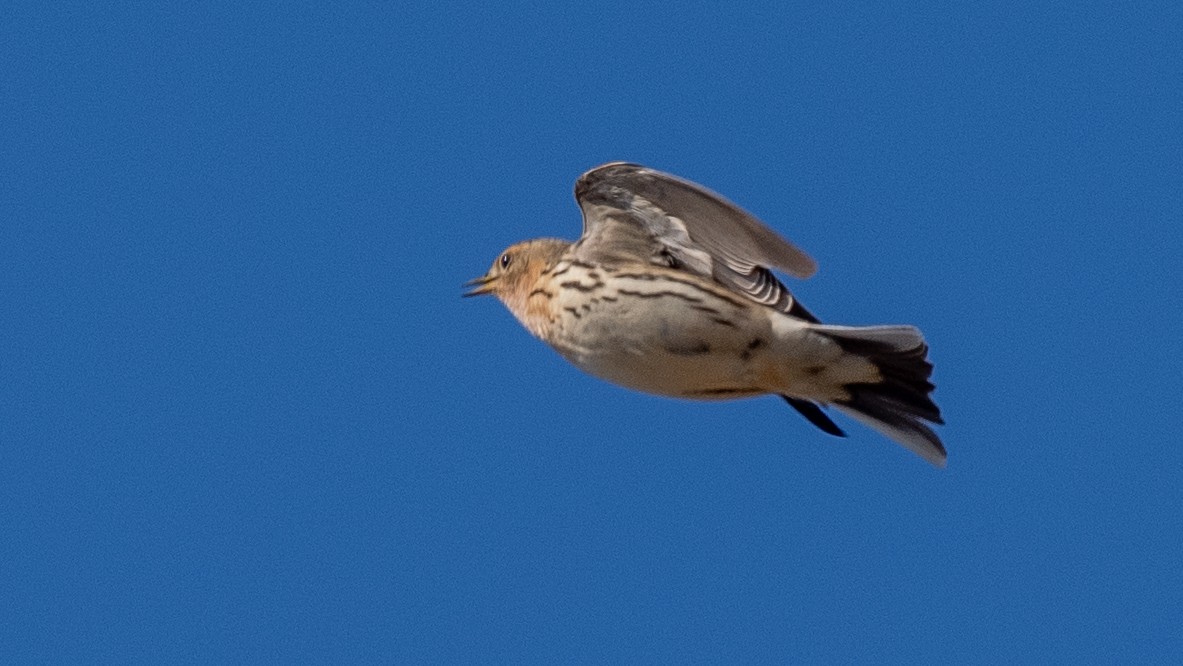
[{"xmin": 499, "ymin": 254, "xmax": 512, "ymax": 269}]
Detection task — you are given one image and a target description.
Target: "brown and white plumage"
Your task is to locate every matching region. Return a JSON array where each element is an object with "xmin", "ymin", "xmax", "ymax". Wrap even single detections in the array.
[{"xmin": 467, "ymin": 162, "xmax": 946, "ymax": 466}]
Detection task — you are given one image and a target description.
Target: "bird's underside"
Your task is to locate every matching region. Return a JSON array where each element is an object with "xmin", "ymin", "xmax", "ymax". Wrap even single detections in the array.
[{"xmin": 467, "ymin": 162, "xmax": 946, "ymax": 466}]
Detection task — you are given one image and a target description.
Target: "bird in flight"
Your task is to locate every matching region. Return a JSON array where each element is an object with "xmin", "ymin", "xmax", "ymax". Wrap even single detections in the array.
[{"xmin": 465, "ymin": 162, "xmax": 946, "ymax": 466}]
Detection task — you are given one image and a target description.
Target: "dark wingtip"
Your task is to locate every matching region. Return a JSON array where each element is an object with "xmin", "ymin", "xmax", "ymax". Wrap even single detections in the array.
[{"xmin": 782, "ymin": 396, "xmax": 846, "ymax": 437}]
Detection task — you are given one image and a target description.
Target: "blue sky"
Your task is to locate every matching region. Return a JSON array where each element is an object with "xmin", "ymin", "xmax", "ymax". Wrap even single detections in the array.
[{"xmin": 3, "ymin": 1, "xmax": 1181, "ymax": 662}]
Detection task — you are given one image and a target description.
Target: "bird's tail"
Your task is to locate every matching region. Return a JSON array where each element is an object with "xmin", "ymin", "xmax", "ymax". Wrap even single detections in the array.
[{"xmin": 813, "ymin": 324, "xmax": 946, "ymax": 467}]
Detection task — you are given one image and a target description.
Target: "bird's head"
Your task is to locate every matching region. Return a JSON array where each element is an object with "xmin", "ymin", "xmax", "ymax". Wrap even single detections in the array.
[{"xmin": 464, "ymin": 238, "xmax": 569, "ymax": 330}]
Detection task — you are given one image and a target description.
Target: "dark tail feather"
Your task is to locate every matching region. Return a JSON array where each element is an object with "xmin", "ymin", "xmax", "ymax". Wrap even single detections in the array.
[
  {"xmin": 782, "ymin": 396, "xmax": 846, "ymax": 437},
  {"xmin": 814, "ymin": 324, "xmax": 946, "ymax": 467}
]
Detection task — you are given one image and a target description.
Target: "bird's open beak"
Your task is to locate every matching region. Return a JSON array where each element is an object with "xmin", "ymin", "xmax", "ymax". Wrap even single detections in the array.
[{"xmin": 462, "ymin": 275, "xmax": 495, "ymax": 297}]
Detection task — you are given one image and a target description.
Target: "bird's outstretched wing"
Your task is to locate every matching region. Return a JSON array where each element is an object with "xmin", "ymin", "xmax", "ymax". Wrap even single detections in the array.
[{"xmin": 572, "ymin": 162, "xmax": 818, "ymax": 319}]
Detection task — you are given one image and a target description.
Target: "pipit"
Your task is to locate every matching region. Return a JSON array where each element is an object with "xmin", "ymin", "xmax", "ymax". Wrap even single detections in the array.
[{"xmin": 466, "ymin": 162, "xmax": 946, "ymax": 466}]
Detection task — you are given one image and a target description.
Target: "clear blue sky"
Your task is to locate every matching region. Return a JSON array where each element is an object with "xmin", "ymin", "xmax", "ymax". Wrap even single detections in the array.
[{"xmin": 4, "ymin": 1, "xmax": 1180, "ymax": 662}]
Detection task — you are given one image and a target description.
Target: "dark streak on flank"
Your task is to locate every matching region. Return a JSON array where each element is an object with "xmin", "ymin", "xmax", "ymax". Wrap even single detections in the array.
[
  {"xmin": 563, "ymin": 307, "xmax": 582, "ymax": 319},
  {"xmin": 663, "ymin": 340, "xmax": 712, "ymax": 356},
  {"xmin": 617, "ymin": 288, "xmax": 704, "ymax": 304},
  {"xmin": 614, "ymin": 271, "xmax": 663, "ymax": 281},
  {"xmin": 740, "ymin": 337, "xmax": 765, "ymax": 361},
  {"xmin": 528, "ymin": 288, "xmax": 554, "ymax": 299},
  {"xmin": 615, "ymin": 272, "xmax": 751, "ymax": 308},
  {"xmin": 712, "ymin": 317, "xmax": 737, "ymax": 328},
  {"xmin": 560, "ymin": 280, "xmax": 601, "ymax": 292}
]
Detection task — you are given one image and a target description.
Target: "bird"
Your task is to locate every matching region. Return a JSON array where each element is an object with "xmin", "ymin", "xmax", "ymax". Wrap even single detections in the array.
[{"xmin": 465, "ymin": 162, "xmax": 946, "ymax": 466}]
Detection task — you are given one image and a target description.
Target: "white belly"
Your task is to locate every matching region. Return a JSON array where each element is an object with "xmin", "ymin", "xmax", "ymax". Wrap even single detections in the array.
[{"xmin": 543, "ymin": 276, "xmax": 775, "ymax": 399}]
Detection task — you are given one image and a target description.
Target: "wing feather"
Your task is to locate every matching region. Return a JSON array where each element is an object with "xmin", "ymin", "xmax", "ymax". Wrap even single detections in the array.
[{"xmin": 573, "ymin": 162, "xmax": 817, "ymax": 316}]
